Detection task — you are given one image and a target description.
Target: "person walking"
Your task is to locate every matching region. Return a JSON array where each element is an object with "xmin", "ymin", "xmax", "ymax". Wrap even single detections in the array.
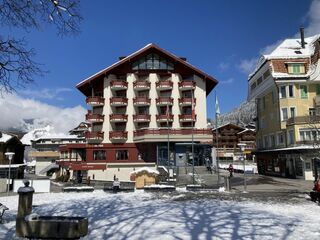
[{"xmin": 227, "ymin": 164, "xmax": 234, "ymax": 177}]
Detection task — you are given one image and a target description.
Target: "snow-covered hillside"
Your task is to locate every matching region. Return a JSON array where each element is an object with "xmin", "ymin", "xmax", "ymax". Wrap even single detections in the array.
[{"xmin": 211, "ymin": 100, "xmax": 256, "ymax": 128}]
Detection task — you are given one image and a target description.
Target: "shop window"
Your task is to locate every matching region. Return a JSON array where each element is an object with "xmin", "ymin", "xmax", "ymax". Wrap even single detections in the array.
[
  {"xmin": 93, "ymin": 150, "xmax": 106, "ymax": 160},
  {"xmin": 116, "ymin": 150, "xmax": 129, "ymax": 160}
]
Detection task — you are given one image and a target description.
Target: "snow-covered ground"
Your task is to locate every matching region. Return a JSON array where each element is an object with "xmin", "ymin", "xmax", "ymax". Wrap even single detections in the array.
[{"xmin": 0, "ymin": 190, "xmax": 319, "ymax": 239}]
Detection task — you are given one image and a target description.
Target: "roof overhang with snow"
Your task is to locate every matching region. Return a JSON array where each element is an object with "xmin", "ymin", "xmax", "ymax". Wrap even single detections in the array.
[{"xmin": 76, "ymin": 43, "xmax": 218, "ymax": 96}]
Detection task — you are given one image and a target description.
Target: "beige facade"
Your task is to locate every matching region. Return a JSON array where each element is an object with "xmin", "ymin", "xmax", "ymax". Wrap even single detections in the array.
[{"xmin": 248, "ymin": 33, "xmax": 320, "ymax": 180}]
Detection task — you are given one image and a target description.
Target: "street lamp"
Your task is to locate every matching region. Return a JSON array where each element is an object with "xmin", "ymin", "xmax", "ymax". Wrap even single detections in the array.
[
  {"xmin": 237, "ymin": 143, "xmax": 247, "ymax": 192},
  {"xmin": 5, "ymin": 152, "xmax": 15, "ymax": 196}
]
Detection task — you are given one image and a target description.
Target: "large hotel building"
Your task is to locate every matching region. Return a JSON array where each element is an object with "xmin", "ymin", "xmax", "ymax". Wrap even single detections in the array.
[{"xmin": 58, "ymin": 44, "xmax": 218, "ymax": 181}]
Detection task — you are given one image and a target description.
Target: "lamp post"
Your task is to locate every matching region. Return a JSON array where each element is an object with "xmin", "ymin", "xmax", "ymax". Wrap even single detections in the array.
[
  {"xmin": 237, "ymin": 143, "xmax": 247, "ymax": 192},
  {"xmin": 5, "ymin": 152, "xmax": 15, "ymax": 196}
]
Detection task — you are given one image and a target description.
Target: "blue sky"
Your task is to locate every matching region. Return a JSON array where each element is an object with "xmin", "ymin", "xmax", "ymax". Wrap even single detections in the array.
[{"xmin": 2, "ymin": 0, "xmax": 317, "ymax": 123}]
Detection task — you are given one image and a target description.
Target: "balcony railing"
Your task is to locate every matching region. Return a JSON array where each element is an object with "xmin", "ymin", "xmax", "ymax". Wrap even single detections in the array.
[
  {"xmin": 179, "ymin": 114, "xmax": 197, "ymax": 122},
  {"xmin": 85, "ymin": 111, "xmax": 104, "ymax": 123},
  {"xmin": 110, "ymin": 114, "xmax": 128, "ymax": 122},
  {"xmin": 133, "ymin": 114, "xmax": 151, "ymax": 122},
  {"xmin": 156, "ymin": 114, "xmax": 174, "ymax": 122},
  {"xmin": 133, "ymin": 97, "xmax": 151, "ymax": 106},
  {"xmin": 110, "ymin": 97, "xmax": 128, "ymax": 106},
  {"xmin": 134, "ymin": 128, "xmax": 212, "ymax": 137},
  {"xmin": 156, "ymin": 80, "xmax": 173, "ymax": 89},
  {"xmin": 85, "ymin": 132, "xmax": 104, "ymax": 141},
  {"xmin": 178, "ymin": 98, "xmax": 196, "ymax": 105},
  {"xmin": 133, "ymin": 81, "xmax": 151, "ymax": 90},
  {"xmin": 178, "ymin": 81, "xmax": 196, "ymax": 89},
  {"xmin": 109, "ymin": 131, "xmax": 128, "ymax": 140},
  {"xmin": 286, "ymin": 115, "xmax": 320, "ymax": 125},
  {"xmin": 156, "ymin": 97, "xmax": 173, "ymax": 105},
  {"xmin": 110, "ymin": 80, "xmax": 128, "ymax": 89},
  {"xmin": 86, "ymin": 96, "xmax": 105, "ymax": 106}
]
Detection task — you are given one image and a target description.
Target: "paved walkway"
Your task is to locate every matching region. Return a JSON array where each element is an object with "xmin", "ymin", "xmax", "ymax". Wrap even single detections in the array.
[{"xmin": 228, "ymin": 173, "xmax": 314, "ymax": 193}]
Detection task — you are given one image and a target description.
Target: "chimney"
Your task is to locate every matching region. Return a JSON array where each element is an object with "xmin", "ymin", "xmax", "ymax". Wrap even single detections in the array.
[{"xmin": 300, "ymin": 27, "xmax": 305, "ymax": 48}]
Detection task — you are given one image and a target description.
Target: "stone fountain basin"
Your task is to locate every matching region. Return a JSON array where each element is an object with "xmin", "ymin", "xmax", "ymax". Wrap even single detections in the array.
[{"xmin": 23, "ymin": 216, "xmax": 88, "ymax": 239}]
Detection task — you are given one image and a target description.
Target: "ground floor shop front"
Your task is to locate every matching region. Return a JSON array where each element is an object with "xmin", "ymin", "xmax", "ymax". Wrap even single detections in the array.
[
  {"xmin": 255, "ymin": 148, "xmax": 320, "ymax": 181},
  {"xmin": 58, "ymin": 142, "xmax": 212, "ymax": 182}
]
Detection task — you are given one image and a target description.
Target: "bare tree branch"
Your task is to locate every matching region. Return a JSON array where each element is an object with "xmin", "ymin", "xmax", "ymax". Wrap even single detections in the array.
[
  {"xmin": 0, "ymin": 37, "xmax": 43, "ymax": 93},
  {"xmin": 0, "ymin": 0, "xmax": 82, "ymax": 93}
]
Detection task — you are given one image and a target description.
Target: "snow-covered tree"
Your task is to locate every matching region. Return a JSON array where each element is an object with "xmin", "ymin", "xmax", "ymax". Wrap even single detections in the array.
[{"xmin": 0, "ymin": 0, "xmax": 82, "ymax": 93}]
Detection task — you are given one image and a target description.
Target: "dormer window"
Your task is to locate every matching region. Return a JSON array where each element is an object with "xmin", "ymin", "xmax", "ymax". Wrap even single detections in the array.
[{"xmin": 287, "ymin": 63, "xmax": 305, "ymax": 74}]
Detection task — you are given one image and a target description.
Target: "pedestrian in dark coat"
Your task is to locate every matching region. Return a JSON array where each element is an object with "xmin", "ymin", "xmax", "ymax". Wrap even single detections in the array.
[{"xmin": 227, "ymin": 164, "xmax": 234, "ymax": 177}]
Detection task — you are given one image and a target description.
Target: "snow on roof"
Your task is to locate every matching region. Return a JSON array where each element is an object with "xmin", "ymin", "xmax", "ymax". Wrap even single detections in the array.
[
  {"xmin": 131, "ymin": 167, "xmax": 159, "ymax": 176},
  {"xmin": 0, "ymin": 163, "xmax": 26, "ymax": 168},
  {"xmin": 256, "ymin": 145, "xmax": 319, "ymax": 153},
  {"xmin": 21, "ymin": 125, "xmax": 82, "ymax": 145},
  {"xmin": 265, "ymin": 35, "xmax": 320, "ymax": 60},
  {"xmin": 237, "ymin": 128, "xmax": 255, "ymax": 135},
  {"xmin": 249, "ymin": 34, "xmax": 320, "ymax": 79},
  {"xmin": 0, "ymin": 132, "xmax": 13, "ymax": 143}
]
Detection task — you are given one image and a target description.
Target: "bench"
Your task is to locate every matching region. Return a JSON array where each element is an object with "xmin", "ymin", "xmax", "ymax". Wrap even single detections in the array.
[{"xmin": 0, "ymin": 203, "xmax": 9, "ymax": 223}]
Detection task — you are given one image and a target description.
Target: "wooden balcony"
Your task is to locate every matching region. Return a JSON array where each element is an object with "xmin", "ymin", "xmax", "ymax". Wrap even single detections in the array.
[
  {"xmin": 179, "ymin": 114, "xmax": 196, "ymax": 122},
  {"xmin": 110, "ymin": 114, "xmax": 128, "ymax": 122},
  {"xmin": 156, "ymin": 114, "xmax": 174, "ymax": 122},
  {"xmin": 133, "ymin": 80, "xmax": 151, "ymax": 90},
  {"xmin": 110, "ymin": 80, "xmax": 128, "ymax": 90},
  {"xmin": 133, "ymin": 114, "xmax": 151, "ymax": 122},
  {"xmin": 178, "ymin": 81, "xmax": 196, "ymax": 90},
  {"xmin": 156, "ymin": 80, "xmax": 173, "ymax": 90},
  {"xmin": 109, "ymin": 131, "xmax": 127, "ymax": 141},
  {"xmin": 110, "ymin": 97, "xmax": 128, "ymax": 106},
  {"xmin": 156, "ymin": 97, "xmax": 173, "ymax": 106},
  {"xmin": 133, "ymin": 97, "xmax": 151, "ymax": 106},
  {"xmin": 85, "ymin": 132, "xmax": 104, "ymax": 143},
  {"xmin": 178, "ymin": 98, "xmax": 196, "ymax": 106},
  {"xmin": 85, "ymin": 111, "xmax": 104, "ymax": 123},
  {"xmin": 286, "ymin": 115, "xmax": 320, "ymax": 125},
  {"xmin": 86, "ymin": 96, "xmax": 105, "ymax": 106}
]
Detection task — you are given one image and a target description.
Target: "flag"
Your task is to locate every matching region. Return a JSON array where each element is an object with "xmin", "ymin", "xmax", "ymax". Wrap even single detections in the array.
[{"xmin": 215, "ymin": 95, "xmax": 220, "ymax": 116}]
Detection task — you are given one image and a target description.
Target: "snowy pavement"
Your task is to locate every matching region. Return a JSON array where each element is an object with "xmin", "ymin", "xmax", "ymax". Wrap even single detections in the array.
[{"xmin": 0, "ymin": 190, "xmax": 319, "ymax": 240}]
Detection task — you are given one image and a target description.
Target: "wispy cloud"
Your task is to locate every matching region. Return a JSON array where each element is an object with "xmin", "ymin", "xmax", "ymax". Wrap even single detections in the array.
[
  {"xmin": 0, "ymin": 93, "xmax": 86, "ymax": 133},
  {"xmin": 238, "ymin": 0, "xmax": 320, "ymax": 76},
  {"xmin": 19, "ymin": 87, "xmax": 73, "ymax": 100},
  {"xmin": 218, "ymin": 62, "xmax": 229, "ymax": 71},
  {"xmin": 219, "ymin": 78, "xmax": 234, "ymax": 84}
]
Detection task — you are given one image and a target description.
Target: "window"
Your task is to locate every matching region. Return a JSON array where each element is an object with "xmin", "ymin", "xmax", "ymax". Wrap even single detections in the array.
[
  {"xmin": 280, "ymin": 86, "xmax": 286, "ymax": 98},
  {"xmin": 309, "ymin": 108, "xmax": 316, "ymax": 116},
  {"xmin": 277, "ymin": 133, "xmax": 284, "ymax": 145},
  {"xmin": 317, "ymin": 84, "xmax": 320, "ymax": 96},
  {"xmin": 281, "ymin": 108, "xmax": 288, "ymax": 121},
  {"xmin": 250, "ymin": 82, "xmax": 257, "ymax": 91},
  {"xmin": 300, "ymin": 85, "xmax": 308, "ymax": 98},
  {"xmin": 288, "ymin": 130, "xmax": 294, "ymax": 145},
  {"xmin": 132, "ymin": 53, "xmax": 174, "ymax": 70},
  {"xmin": 116, "ymin": 150, "xmax": 129, "ymax": 160},
  {"xmin": 270, "ymin": 135, "xmax": 276, "ymax": 147},
  {"xmin": 264, "ymin": 136, "xmax": 269, "ymax": 148},
  {"xmin": 257, "ymin": 77, "xmax": 263, "ymax": 85},
  {"xmin": 299, "ymin": 129, "xmax": 319, "ymax": 141},
  {"xmin": 290, "ymin": 107, "xmax": 296, "ymax": 118},
  {"xmin": 93, "ymin": 150, "xmax": 106, "ymax": 160},
  {"xmin": 263, "ymin": 69, "xmax": 271, "ymax": 79},
  {"xmin": 288, "ymin": 63, "xmax": 305, "ymax": 74},
  {"xmin": 288, "ymin": 85, "xmax": 294, "ymax": 97}
]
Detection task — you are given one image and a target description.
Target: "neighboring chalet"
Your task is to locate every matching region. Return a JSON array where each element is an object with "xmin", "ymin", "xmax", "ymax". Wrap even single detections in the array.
[
  {"xmin": 58, "ymin": 43, "xmax": 218, "ymax": 182},
  {"xmin": 0, "ymin": 131, "xmax": 25, "ymax": 179},
  {"xmin": 212, "ymin": 123, "xmax": 256, "ymax": 162},
  {"xmin": 69, "ymin": 122, "xmax": 90, "ymax": 137},
  {"xmin": 29, "ymin": 135, "xmax": 86, "ymax": 176},
  {"xmin": 248, "ymin": 28, "xmax": 320, "ymax": 180}
]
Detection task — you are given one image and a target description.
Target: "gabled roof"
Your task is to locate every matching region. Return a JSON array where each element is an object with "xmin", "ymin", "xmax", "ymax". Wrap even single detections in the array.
[
  {"xmin": 77, "ymin": 43, "xmax": 218, "ymax": 95},
  {"xmin": 212, "ymin": 123, "xmax": 245, "ymax": 131}
]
